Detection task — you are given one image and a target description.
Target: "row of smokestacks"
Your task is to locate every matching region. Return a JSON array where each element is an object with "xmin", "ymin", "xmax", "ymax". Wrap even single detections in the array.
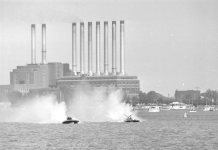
[
  {"xmin": 72, "ymin": 21, "xmax": 125, "ymax": 76},
  {"xmin": 31, "ymin": 24, "xmax": 46, "ymax": 65},
  {"xmin": 31, "ymin": 21, "xmax": 125, "ymax": 76}
]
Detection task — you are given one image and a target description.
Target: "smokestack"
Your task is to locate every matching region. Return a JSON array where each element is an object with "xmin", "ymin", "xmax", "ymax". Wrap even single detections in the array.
[
  {"xmin": 42, "ymin": 24, "xmax": 47, "ymax": 64},
  {"xmin": 31, "ymin": 24, "xmax": 36, "ymax": 64},
  {"xmin": 96, "ymin": 22, "xmax": 100, "ymax": 76},
  {"xmin": 88, "ymin": 22, "xmax": 93, "ymax": 76},
  {"xmin": 72, "ymin": 23, "xmax": 77, "ymax": 75},
  {"xmin": 104, "ymin": 21, "xmax": 109, "ymax": 75},
  {"xmin": 112, "ymin": 21, "xmax": 117, "ymax": 75},
  {"xmin": 80, "ymin": 22, "xmax": 85, "ymax": 75},
  {"xmin": 120, "ymin": 21, "xmax": 125, "ymax": 75}
]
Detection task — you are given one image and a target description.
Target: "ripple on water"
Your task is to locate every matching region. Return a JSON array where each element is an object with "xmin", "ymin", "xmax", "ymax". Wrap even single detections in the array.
[{"xmin": 0, "ymin": 110, "xmax": 218, "ymax": 149}]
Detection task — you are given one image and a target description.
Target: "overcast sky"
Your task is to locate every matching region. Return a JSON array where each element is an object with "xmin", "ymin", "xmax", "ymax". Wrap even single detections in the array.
[{"xmin": 0, "ymin": 0, "xmax": 218, "ymax": 96}]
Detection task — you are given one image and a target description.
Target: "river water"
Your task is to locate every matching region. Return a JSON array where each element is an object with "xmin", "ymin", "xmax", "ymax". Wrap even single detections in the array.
[{"xmin": 0, "ymin": 110, "xmax": 218, "ymax": 150}]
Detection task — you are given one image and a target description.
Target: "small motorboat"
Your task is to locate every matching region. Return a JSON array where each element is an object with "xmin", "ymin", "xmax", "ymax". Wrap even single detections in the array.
[
  {"xmin": 204, "ymin": 106, "xmax": 210, "ymax": 111},
  {"xmin": 124, "ymin": 115, "xmax": 140, "ymax": 122},
  {"xmin": 62, "ymin": 117, "xmax": 79, "ymax": 124},
  {"xmin": 190, "ymin": 107, "xmax": 197, "ymax": 112},
  {"xmin": 209, "ymin": 107, "xmax": 216, "ymax": 111},
  {"xmin": 161, "ymin": 105, "xmax": 171, "ymax": 110},
  {"xmin": 189, "ymin": 109, "xmax": 197, "ymax": 112},
  {"xmin": 149, "ymin": 106, "xmax": 160, "ymax": 112}
]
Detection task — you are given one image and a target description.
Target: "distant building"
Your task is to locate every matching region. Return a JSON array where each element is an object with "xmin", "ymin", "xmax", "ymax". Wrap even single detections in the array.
[
  {"xmin": 0, "ymin": 21, "xmax": 141, "ymax": 103},
  {"xmin": 10, "ymin": 64, "xmax": 49, "ymax": 88},
  {"xmin": 48, "ymin": 63, "xmax": 63, "ymax": 87},
  {"xmin": 63, "ymin": 63, "xmax": 71, "ymax": 76},
  {"xmin": 0, "ymin": 63, "xmax": 70, "ymax": 96},
  {"xmin": 57, "ymin": 75, "xmax": 140, "ymax": 98},
  {"xmin": 175, "ymin": 90, "xmax": 200, "ymax": 102}
]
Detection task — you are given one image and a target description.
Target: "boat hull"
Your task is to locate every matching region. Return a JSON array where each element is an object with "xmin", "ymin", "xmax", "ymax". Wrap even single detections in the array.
[
  {"xmin": 189, "ymin": 110, "xmax": 197, "ymax": 112},
  {"xmin": 125, "ymin": 120, "xmax": 140, "ymax": 122},
  {"xmin": 62, "ymin": 120, "xmax": 79, "ymax": 124},
  {"xmin": 149, "ymin": 106, "xmax": 160, "ymax": 112}
]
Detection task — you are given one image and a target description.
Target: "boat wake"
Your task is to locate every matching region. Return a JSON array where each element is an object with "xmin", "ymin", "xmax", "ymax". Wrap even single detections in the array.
[{"xmin": 66, "ymin": 88, "xmax": 136, "ymax": 122}]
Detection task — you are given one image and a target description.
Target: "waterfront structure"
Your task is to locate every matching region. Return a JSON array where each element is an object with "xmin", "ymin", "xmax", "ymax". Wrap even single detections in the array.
[
  {"xmin": 175, "ymin": 90, "xmax": 200, "ymax": 102},
  {"xmin": 0, "ymin": 21, "xmax": 140, "ymax": 100},
  {"xmin": 57, "ymin": 75, "xmax": 140, "ymax": 98},
  {"xmin": 10, "ymin": 64, "xmax": 49, "ymax": 88},
  {"xmin": 57, "ymin": 21, "xmax": 140, "ymax": 98},
  {"xmin": 48, "ymin": 63, "xmax": 63, "ymax": 87},
  {"xmin": 63, "ymin": 63, "xmax": 71, "ymax": 76},
  {"xmin": 169, "ymin": 102, "xmax": 187, "ymax": 110},
  {"xmin": 0, "ymin": 24, "xmax": 70, "ymax": 95}
]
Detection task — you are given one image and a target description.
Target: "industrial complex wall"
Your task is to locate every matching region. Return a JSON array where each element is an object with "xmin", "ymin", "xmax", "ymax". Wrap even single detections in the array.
[
  {"xmin": 57, "ymin": 75, "xmax": 140, "ymax": 97},
  {"xmin": 175, "ymin": 90, "xmax": 200, "ymax": 102}
]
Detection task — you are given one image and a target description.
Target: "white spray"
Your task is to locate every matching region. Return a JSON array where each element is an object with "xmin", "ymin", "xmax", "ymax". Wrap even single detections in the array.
[
  {"xmin": 0, "ymin": 88, "xmax": 138, "ymax": 123},
  {"xmin": 66, "ymin": 88, "xmax": 136, "ymax": 122},
  {"xmin": 0, "ymin": 95, "xmax": 66, "ymax": 123}
]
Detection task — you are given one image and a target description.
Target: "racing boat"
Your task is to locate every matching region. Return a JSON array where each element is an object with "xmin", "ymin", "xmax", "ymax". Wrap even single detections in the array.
[
  {"xmin": 124, "ymin": 115, "xmax": 140, "ymax": 122},
  {"xmin": 62, "ymin": 117, "xmax": 79, "ymax": 124}
]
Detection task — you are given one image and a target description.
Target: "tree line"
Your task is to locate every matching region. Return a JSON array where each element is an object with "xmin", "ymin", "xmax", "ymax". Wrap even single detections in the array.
[
  {"xmin": 137, "ymin": 91, "xmax": 174, "ymax": 105},
  {"xmin": 137, "ymin": 89, "xmax": 218, "ymax": 106}
]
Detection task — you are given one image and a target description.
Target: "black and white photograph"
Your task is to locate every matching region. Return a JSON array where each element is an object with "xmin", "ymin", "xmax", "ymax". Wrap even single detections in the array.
[{"xmin": 0, "ymin": 0, "xmax": 218, "ymax": 149}]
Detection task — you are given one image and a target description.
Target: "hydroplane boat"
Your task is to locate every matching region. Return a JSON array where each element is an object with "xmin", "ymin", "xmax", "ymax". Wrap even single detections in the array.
[
  {"xmin": 124, "ymin": 115, "xmax": 140, "ymax": 122},
  {"xmin": 62, "ymin": 117, "xmax": 79, "ymax": 124}
]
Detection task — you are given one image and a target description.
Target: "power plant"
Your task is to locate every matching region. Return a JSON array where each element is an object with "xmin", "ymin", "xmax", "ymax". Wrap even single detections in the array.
[{"xmin": 0, "ymin": 21, "xmax": 140, "ymax": 102}]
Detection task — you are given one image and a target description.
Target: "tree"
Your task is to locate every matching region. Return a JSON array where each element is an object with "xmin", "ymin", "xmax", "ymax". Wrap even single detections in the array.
[
  {"xmin": 147, "ymin": 91, "xmax": 159, "ymax": 103},
  {"xmin": 138, "ymin": 90, "xmax": 174, "ymax": 104},
  {"xmin": 132, "ymin": 96, "xmax": 140, "ymax": 106},
  {"xmin": 203, "ymin": 89, "xmax": 218, "ymax": 105},
  {"xmin": 138, "ymin": 91, "xmax": 147, "ymax": 104},
  {"xmin": 157, "ymin": 97, "xmax": 163, "ymax": 104}
]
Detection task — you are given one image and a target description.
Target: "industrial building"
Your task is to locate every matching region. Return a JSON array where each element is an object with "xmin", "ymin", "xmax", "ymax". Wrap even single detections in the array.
[
  {"xmin": 0, "ymin": 21, "xmax": 140, "ymax": 101},
  {"xmin": 175, "ymin": 90, "xmax": 200, "ymax": 102},
  {"xmin": 10, "ymin": 63, "xmax": 70, "ymax": 88},
  {"xmin": 0, "ymin": 24, "xmax": 70, "ymax": 95},
  {"xmin": 57, "ymin": 21, "xmax": 140, "ymax": 98}
]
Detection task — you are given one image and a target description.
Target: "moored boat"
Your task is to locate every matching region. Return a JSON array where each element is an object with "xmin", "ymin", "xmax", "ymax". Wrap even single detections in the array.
[
  {"xmin": 170, "ymin": 102, "xmax": 186, "ymax": 110},
  {"xmin": 189, "ymin": 109, "xmax": 197, "ymax": 112},
  {"xmin": 204, "ymin": 105, "xmax": 211, "ymax": 111},
  {"xmin": 209, "ymin": 107, "xmax": 216, "ymax": 111},
  {"xmin": 161, "ymin": 105, "xmax": 171, "ymax": 110},
  {"xmin": 149, "ymin": 106, "xmax": 160, "ymax": 112}
]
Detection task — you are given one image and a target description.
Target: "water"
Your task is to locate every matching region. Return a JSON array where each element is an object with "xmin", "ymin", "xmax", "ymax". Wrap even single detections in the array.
[{"xmin": 1, "ymin": 110, "xmax": 218, "ymax": 149}]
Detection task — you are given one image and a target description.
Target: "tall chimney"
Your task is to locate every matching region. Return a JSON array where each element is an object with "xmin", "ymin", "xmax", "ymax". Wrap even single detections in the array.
[
  {"xmin": 104, "ymin": 21, "xmax": 109, "ymax": 75},
  {"xmin": 42, "ymin": 24, "xmax": 47, "ymax": 64},
  {"xmin": 80, "ymin": 22, "xmax": 85, "ymax": 75},
  {"xmin": 96, "ymin": 22, "xmax": 100, "ymax": 76},
  {"xmin": 31, "ymin": 24, "xmax": 36, "ymax": 64},
  {"xmin": 112, "ymin": 21, "xmax": 117, "ymax": 75},
  {"xmin": 72, "ymin": 23, "xmax": 77, "ymax": 75},
  {"xmin": 120, "ymin": 21, "xmax": 125, "ymax": 75},
  {"xmin": 88, "ymin": 22, "xmax": 93, "ymax": 76}
]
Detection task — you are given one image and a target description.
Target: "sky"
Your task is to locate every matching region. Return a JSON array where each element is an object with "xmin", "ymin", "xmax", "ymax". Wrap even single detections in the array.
[{"xmin": 0, "ymin": 0, "xmax": 218, "ymax": 96}]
